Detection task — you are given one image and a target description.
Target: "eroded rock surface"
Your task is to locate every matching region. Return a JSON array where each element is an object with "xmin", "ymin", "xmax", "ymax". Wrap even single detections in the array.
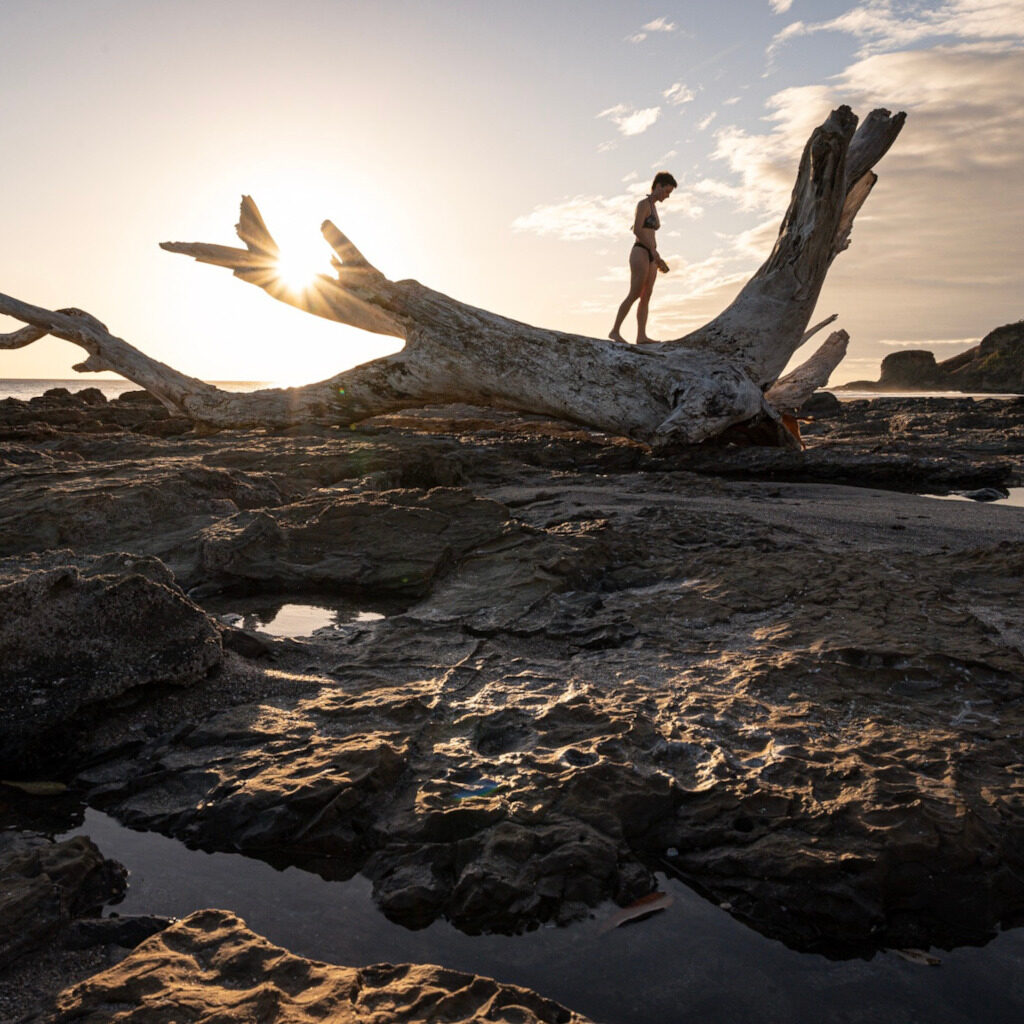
[
  {"xmin": 198, "ymin": 487, "xmax": 512, "ymax": 598},
  {"xmin": 0, "ymin": 553, "xmax": 222, "ymax": 775},
  {"xmin": 3, "ymin": 388, "xmax": 1024, "ymax": 960},
  {"xmin": 74, "ymin": 473, "xmax": 1024, "ymax": 953},
  {"xmin": 0, "ymin": 832, "xmax": 127, "ymax": 970},
  {"xmin": 52, "ymin": 908, "xmax": 590, "ymax": 1024}
]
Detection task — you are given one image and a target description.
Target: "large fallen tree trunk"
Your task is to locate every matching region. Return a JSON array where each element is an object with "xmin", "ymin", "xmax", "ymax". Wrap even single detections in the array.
[{"xmin": 0, "ymin": 105, "xmax": 903, "ymax": 449}]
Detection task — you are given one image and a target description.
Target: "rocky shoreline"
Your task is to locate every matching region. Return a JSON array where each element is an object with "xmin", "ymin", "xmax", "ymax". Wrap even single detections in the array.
[
  {"xmin": 838, "ymin": 320, "xmax": 1024, "ymax": 394},
  {"xmin": 2, "ymin": 386, "xmax": 1023, "ymax": 1020}
]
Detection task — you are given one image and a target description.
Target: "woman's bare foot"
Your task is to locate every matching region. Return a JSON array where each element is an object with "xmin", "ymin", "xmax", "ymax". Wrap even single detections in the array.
[
  {"xmin": 608, "ymin": 330, "xmax": 627, "ymax": 343},
  {"xmin": 636, "ymin": 336, "xmax": 658, "ymax": 345}
]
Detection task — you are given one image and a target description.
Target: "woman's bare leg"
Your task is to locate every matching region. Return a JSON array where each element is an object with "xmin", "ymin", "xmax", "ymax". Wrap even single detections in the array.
[
  {"xmin": 635, "ymin": 260, "xmax": 660, "ymax": 343},
  {"xmin": 609, "ymin": 248, "xmax": 650, "ymax": 342}
]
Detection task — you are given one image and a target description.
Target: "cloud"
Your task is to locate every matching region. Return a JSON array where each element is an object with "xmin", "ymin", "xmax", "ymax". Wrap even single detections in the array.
[
  {"xmin": 697, "ymin": 112, "xmax": 718, "ymax": 130},
  {"xmin": 708, "ymin": 42, "xmax": 1024, "ymax": 377},
  {"xmin": 598, "ymin": 103, "xmax": 661, "ymax": 136},
  {"xmin": 664, "ymin": 82, "xmax": 696, "ymax": 105},
  {"xmin": 512, "ymin": 193, "xmax": 643, "ymax": 241},
  {"xmin": 769, "ymin": 0, "xmax": 794, "ymax": 12},
  {"xmin": 627, "ymin": 15, "xmax": 677, "ymax": 43},
  {"xmin": 710, "ymin": 43, "xmax": 1024, "ymax": 217},
  {"xmin": 690, "ymin": 177, "xmax": 746, "ymax": 203},
  {"xmin": 768, "ymin": 0, "xmax": 1024, "ymax": 58},
  {"xmin": 512, "ymin": 187, "xmax": 704, "ymax": 242},
  {"xmin": 878, "ymin": 337, "xmax": 980, "ymax": 346}
]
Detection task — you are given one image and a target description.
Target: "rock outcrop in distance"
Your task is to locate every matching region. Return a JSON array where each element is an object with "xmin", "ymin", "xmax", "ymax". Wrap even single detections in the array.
[{"xmin": 842, "ymin": 320, "xmax": 1024, "ymax": 393}]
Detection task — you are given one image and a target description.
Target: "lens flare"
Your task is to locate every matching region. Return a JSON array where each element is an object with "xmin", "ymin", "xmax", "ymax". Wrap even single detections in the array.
[{"xmin": 275, "ymin": 246, "xmax": 328, "ymax": 291}]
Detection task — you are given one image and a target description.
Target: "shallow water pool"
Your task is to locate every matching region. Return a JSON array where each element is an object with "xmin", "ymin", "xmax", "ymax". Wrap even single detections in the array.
[
  {"xmin": 202, "ymin": 594, "xmax": 391, "ymax": 637},
  {"xmin": 63, "ymin": 810, "xmax": 1024, "ymax": 1024}
]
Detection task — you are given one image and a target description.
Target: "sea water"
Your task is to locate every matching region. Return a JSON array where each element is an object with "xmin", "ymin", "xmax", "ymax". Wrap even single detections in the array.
[{"xmin": 0, "ymin": 379, "xmax": 272, "ymax": 401}]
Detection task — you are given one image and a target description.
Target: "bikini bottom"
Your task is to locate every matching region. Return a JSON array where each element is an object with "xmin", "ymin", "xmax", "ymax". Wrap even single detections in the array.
[{"xmin": 632, "ymin": 242, "xmax": 655, "ymax": 261}]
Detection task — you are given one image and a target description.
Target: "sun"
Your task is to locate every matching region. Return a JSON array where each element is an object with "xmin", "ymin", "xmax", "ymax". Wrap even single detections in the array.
[{"xmin": 274, "ymin": 234, "xmax": 332, "ymax": 292}]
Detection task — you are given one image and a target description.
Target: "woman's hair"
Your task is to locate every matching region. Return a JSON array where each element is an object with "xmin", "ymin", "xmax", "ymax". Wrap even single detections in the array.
[{"xmin": 652, "ymin": 171, "xmax": 678, "ymax": 189}]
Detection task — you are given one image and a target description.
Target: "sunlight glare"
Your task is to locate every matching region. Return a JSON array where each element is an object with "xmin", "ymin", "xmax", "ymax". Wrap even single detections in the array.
[
  {"xmin": 274, "ymin": 234, "xmax": 332, "ymax": 292},
  {"xmin": 249, "ymin": 184, "xmax": 340, "ymax": 292}
]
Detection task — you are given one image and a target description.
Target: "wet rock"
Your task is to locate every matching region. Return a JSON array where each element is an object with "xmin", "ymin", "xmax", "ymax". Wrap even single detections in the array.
[
  {"xmin": 963, "ymin": 487, "xmax": 1008, "ymax": 502},
  {"xmin": 115, "ymin": 390, "xmax": 163, "ymax": 406},
  {"xmin": 0, "ymin": 452, "xmax": 283, "ymax": 564},
  {"xmin": 75, "ymin": 387, "xmax": 108, "ymax": 406},
  {"xmin": 0, "ymin": 554, "xmax": 222, "ymax": 775},
  {"xmin": 52, "ymin": 908, "xmax": 590, "ymax": 1023},
  {"xmin": 62, "ymin": 914, "xmax": 171, "ymax": 951},
  {"xmin": 4, "ymin": 394, "xmax": 1024, "ymax": 958},
  {"xmin": 799, "ymin": 391, "xmax": 842, "ymax": 418},
  {"xmin": 75, "ymin": 473, "xmax": 1024, "ymax": 952},
  {"xmin": 198, "ymin": 487, "xmax": 512, "ymax": 597},
  {"xmin": 0, "ymin": 833, "xmax": 127, "ymax": 969}
]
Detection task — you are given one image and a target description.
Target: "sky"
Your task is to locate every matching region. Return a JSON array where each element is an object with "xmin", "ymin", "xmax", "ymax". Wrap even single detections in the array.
[{"xmin": 1, "ymin": 0, "xmax": 1021, "ymax": 386}]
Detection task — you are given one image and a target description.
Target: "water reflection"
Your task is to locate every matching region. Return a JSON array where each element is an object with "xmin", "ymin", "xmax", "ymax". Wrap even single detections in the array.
[
  {"xmin": 202, "ymin": 595, "xmax": 391, "ymax": 637},
  {"xmin": 63, "ymin": 810, "xmax": 1024, "ymax": 1024}
]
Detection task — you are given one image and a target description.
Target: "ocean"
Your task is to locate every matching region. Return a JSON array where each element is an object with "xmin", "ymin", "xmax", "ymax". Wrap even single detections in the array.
[{"xmin": 0, "ymin": 379, "xmax": 273, "ymax": 402}]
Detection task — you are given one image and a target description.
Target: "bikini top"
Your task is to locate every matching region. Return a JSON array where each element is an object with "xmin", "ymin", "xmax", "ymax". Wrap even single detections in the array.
[{"xmin": 642, "ymin": 196, "xmax": 660, "ymax": 230}]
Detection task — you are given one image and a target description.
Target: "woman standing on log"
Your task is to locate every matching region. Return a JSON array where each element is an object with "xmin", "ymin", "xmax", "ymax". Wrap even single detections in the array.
[{"xmin": 609, "ymin": 171, "xmax": 676, "ymax": 345}]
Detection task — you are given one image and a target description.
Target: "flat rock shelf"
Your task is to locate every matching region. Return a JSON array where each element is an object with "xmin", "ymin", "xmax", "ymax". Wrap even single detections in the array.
[{"xmin": 2, "ymin": 388, "xmax": 1024, "ymax": 1021}]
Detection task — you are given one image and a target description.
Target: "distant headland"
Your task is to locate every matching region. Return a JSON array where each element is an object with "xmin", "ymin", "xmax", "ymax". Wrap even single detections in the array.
[{"xmin": 837, "ymin": 320, "xmax": 1024, "ymax": 394}]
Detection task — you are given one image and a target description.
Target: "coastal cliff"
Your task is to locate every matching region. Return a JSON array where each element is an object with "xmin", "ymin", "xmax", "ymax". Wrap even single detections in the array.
[{"xmin": 844, "ymin": 320, "xmax": 1024, "ymax": 393}]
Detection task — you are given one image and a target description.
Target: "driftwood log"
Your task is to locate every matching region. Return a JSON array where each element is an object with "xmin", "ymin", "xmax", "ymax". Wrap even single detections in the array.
[{"xmin": 0, "ymin": 105, "xmax": 904, "ymax": 449}]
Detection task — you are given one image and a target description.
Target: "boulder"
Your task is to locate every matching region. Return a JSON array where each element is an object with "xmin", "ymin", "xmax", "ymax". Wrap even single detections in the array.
[
  {"xmin": 0, "ymin": 554, "xmax": 222, "ymax": 775},
  {"xmin": 798, "ymin": 390, "xmax": 842, "ymax": 418},
  {"xmin": 0, "ymin": 833, "xmax": 127, "ymax": 969}
]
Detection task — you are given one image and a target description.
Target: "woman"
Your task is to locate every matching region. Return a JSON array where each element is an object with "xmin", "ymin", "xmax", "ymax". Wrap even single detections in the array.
[{"xmin": 609, "ymin": 171, "xmax": 677, "ymax": 344}]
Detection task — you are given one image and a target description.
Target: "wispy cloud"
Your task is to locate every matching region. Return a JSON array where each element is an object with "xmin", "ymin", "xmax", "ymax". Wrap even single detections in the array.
[
  {"xmin": 878, "ymin": 337, "xmax": 980, "ymax": 347},
  {"xmin": 769, "ymin": 0, "xmax": 794, "ymax": 12},
  {"xmin": 768, "ymin": 0, "xmax": 1024, "ymax": 59},
  {"xmin": 628, "ymin": 16, "xmax": 678, "ymax": 43},
  {"xmin": 598, "ymin": 103, "xmax": 661, "ymax": 136},
  {"xmin": 512, "ymin": 187, "xmax": 703, "ymax": 242},
  {"xmin": 663, "ymin": 82, "xmax": 696, "ymax": 105},
  {"xmin": 696, "ymin": 112, "xmax": 718, "ymax": 131},
  {"xmin": 512, "ymin": 192, "xmax": 643, "ymax": 241}
]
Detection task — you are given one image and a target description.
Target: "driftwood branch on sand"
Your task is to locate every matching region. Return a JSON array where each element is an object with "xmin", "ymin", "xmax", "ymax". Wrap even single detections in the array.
[{"xmin": 0, "ymin": 105, "xmax": 904, "ymax": 449}]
